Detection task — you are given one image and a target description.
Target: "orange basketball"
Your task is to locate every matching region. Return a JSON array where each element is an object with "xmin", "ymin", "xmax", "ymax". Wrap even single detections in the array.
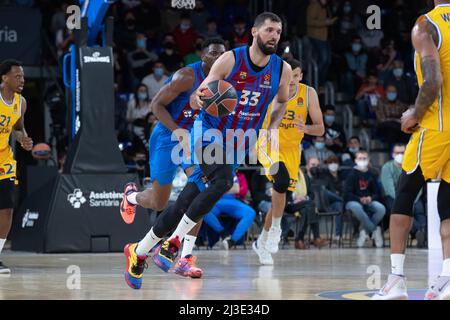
[
  {"xmin": 31, "ymin": 143, "xmax": 51, "ymax": 160},
  {"xmin": 201, "ymin": 80, "xmax": 238, "ymax": 117}
]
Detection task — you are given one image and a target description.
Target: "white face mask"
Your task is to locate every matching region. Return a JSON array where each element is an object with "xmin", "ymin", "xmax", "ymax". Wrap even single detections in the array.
[
  {"xmin": 394, "ymin": 154, "xmax": 404, "ymax": 164},
  {"xmin": 328, "ymin": 163, "xmax": 339, "ymax": 172},
  {"xmin": 355, "ymin": 159, "xmax": 369, "ymax": 170}
]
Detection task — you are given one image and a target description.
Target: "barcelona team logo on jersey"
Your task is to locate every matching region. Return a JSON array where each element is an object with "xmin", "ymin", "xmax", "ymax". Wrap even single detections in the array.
[
  {"xmin": 297, "ymin": 97, "xmax": 304, "ymax": 106},
  {"xmin": 239, "ymin": 71, "xmax": 247, "ymax": 80}
]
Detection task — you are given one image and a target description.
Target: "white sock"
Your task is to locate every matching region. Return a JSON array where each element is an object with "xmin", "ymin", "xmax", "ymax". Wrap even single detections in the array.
[
  {"xmin": 441, "ymin": 259, "xmax": 450, "ymax": 277},
  {"xmin": 0, "ymin": 238, "xmax": 5, "ymax": 254},
  {"xmin": 271, "ymin": 217, "xmax": 282, "ymax": 229},
  {"xmin": 126, "ymin": 192, "xmax": 138, "ymax": 205},
  {"xmin": 168, "ymin": 215, "xmax": 196, "ymax": 242},
  {"xmin": 136, "ymin": 228, "xmax": 161, "ymax": 256},
  {"xmin": 181, "ymin": 235, "xmax": 197, "ymax": 258},
  {"xmin": 391, "ymin": 254, "xmax": 405, "ymax": 276}
]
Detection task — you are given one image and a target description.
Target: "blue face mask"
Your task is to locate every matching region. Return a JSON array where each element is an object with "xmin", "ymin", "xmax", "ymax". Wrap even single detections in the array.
[
  {"xmin": 386, "ymin": 92, "xmax": 397, "ymax": 102},
  {"xmin": 315, "ymin": 142, "xmax": 325, "ymax": 150},
  {"xmin": 352, "ymin": 43, "xmax": 362, "ymax": 53},
  {"xmin": 324, "ymin": 115, "xmax": 335, "ymax": 125},
  {"xmin": 137, "ymin": 39, "xmax": 146, "ymax": 49},
  {"xmin": 393, "ymin": 68, "xmax": 403, "ymax": 78},
  {"xmin": 137, "ymin": 92, "xmax": 148, "ymax": 101},
  {"xmin": 154, "ymin": 68, "xmax": 164, "ymax": 77}
]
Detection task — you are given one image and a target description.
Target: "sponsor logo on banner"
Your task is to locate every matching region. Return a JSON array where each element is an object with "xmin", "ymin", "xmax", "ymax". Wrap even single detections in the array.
[
  {"xmin": 83, "ymin": 51, "xmax": 111, "ymax": 64},
  {"xmin": 67, "ymin": 188, "xmax": 124, "ymax": 209},
  {"xmin": 0, "ymin": 26, "xmax": 18, "ymax": 43},
  {"xmin": 22, "ymin": 209, "xmax": 39, "ymax": 228}
]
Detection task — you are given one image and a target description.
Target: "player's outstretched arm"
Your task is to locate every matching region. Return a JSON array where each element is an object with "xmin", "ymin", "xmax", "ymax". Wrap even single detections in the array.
[
  {"xmin": 267, "ymin": 61, "xmax": 292, "ymax": 130},
  {"xmin": 412, "ymin": 19, "xmax": 442, "ymax": 121},
  {"xmin": 189, "ymin": 51, "xmax": 235, "ymax": 110},
  {"xmin": 13, "ymin": 97, "xmax": 33, "ymax": 151},
  {"xmin": 301, "ymin": 86, "xmax": 324, "ymax": 136},
  {"xmin": 151, "ymin": 67, "xmax": 196, "ymax": 133}
]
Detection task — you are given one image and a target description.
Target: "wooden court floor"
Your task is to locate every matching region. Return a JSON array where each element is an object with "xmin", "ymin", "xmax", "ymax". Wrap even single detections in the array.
[{"xmin": 0, "ymin": 247, "xmax": 439, "ymax": 300}]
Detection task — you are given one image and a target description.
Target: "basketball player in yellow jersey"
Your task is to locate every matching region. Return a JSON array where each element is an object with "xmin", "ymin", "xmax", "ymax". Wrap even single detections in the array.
[
  {"xmin": 0, "ymin": 60, "xmax": 33, "ymax": 274},
  {"xmin": 373, "ymin": 0, "xmax": 450, "ymax": 300},
  {"xmin": 253, "ymin": 58, "xmax": 324, "ymax": 265}
]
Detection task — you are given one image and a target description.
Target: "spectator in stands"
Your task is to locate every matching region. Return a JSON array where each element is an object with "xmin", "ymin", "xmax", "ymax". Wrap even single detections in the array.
[
  {"xmin": 159, "ymin": 42, "xmax": 184, "ymax": 74},
  {"xmin": 304, "ymin": 135, "xmax": 336, "ymax": 164},
  {"xmin": 184, "ymin": 38, "xmax": 204, "ymax": 65},
  {"xmin": 127, "ymin": 84, "xmax": 152, "ymax": 148},
  {"xmin": 203, "ymin": 171, "xmax": 256, "ymax": 250},
  {"xmin": 322, "ymin": 155, "xmax": 344, "ymax": 240},
  {"xmin": 324, "ymin": 104, "xmax": 347, "ymax": 154},
  {"xmin": 380, "ymin": 143, "xmax": 427, "ymax": 247},
  {"xmin": 376, "ymin": 38, "xmax": 399, "ymax": 83},
  {"xmin": 307, "ymin": 0, "xmax": 338, "ymax": 86},
  {"xmin": 173, "ymin": 13, "xmax": 199, "ymax": 57},
  {"xmin": 342, "ymin": 35, "xmax": 368, "ymax": 97},
  {"xmin": 385, "ymin": 60, "xmax": 417, "ymax": 105},
  {"xmin": 141, "ymin": 61, "xmax": 168, "ymax": 101},
  {"xmin": 115, "ymin": 11, "xmax": 140, "ymax": 53},
  {"xmin": 230, "ymin": 17, "xmax": 251, "ymax": 48},
  {"xmin": 344, "ymin": 150, "xmax": 385, "ymax": 248},
  {"xmin": 134, "ymin": 0, "xmax": 161, "ymax": 35},
  {"xmin": 375, "ymin": 85, "xmax": 410, "ymax": 145},
  {"xmin": 289, "ymin": 158, "xmax": 327, "ymax": 249},
  {"xmin": 202, "ymin": 18, "xmax": 223, "ymax": 40},
  {"xmin": 355, "ymin": 71, "xmax": 384, "ymax": 127},
  {"xmin": 127, "ymin": 33, "xmax": 158, "ymax": 86},
  {"xmin": 190, "ymin": 0, "xmax": 211, "ymax": 34}
]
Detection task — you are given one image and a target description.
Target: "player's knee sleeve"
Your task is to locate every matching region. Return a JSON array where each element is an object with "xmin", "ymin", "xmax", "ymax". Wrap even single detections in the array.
[
  {"xmin": 153, "ymin": 182, "xmax": 200, "ymax": 236},
  {"xmin": 392, "ymin": 169, "xmax": 425, "ymax": 216},
  {"xmin": 271, "ymin": 162, "xmax": 290, "ymax": 193},
  {"xmin": 438, "ymin": 180, "xmax": 450, "ymax": 222},
  {"xmin": 207, "ymin": 165, "xmax": 234, "ymax": 195}
]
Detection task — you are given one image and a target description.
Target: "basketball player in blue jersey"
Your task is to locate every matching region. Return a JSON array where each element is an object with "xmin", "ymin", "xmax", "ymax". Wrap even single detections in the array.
[
  {"xmin": 122, "ymin": 12, "xmax": 292, "ymax": 289},
  {"xmin": 121, "ymin": 38, "xmax": 226, "ymax": 287}
]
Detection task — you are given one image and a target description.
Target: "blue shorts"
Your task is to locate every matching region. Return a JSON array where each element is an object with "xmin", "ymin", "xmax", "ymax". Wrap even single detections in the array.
[{"xmin": 149, "ymin": 124, "xmax": 194, "ymax": 186}]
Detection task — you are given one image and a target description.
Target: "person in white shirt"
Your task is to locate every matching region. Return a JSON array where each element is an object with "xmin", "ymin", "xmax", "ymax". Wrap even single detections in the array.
[{"xmin": 141, "ymin": 61, "xmax": 168, "ymax": 100}]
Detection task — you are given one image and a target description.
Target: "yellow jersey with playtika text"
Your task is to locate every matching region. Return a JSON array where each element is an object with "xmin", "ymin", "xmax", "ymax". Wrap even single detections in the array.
[
  {"xmin": 0, "ymin": 92, "xmax": 22, "ymax": 180},
  {"xmin": 414, "ymin": 5, "xmax": 450, "ymax": 132}
]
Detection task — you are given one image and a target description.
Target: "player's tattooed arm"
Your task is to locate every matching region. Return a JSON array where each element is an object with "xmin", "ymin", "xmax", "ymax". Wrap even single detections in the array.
[
  {"xmin": 267, "ymin": 61, "xmax": 292, "ymax": 130},
  {"xmin": 412, "ymin": 19, "xmax": 442, "ymax": 121},
  {"xmin": 13, "ymin": 97, "xmax": 33, "ymax": 151}
]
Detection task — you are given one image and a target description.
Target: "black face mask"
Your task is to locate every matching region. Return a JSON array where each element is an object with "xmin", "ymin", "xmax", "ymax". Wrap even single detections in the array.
[
  {"xmin": 136, "ymin": 159, "xmax": 146, "ymax": 166},
  {"xmin": 310, "ymin": 167, "xmax": 320, "ymax": 177}
]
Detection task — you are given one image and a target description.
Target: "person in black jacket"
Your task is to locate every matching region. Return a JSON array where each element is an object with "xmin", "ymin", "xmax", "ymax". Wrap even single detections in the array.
[{"xmin": 344, "ymin": 150, "xmax": 386, "ymax": 248}]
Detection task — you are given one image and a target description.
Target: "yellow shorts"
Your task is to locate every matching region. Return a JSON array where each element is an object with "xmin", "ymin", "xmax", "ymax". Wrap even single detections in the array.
[
  {"xmin": 402, "ymin": 128, "xmax": 450, "ymax": 182},
  {"xmin": 258, "ymin": 143, "xmax": 300, "ymax": 191}
]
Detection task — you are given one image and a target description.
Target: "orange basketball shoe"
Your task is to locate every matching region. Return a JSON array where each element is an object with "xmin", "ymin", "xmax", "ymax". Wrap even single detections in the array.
[{"xmin": 120, "ymin": 182, "xmax": 138, "ymax": 224}]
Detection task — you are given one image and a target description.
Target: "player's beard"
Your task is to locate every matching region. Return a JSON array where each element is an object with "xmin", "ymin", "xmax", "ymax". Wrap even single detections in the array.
[{"xmin": 257, "ymin": 35, "xmax": 277, "ymax": 55}]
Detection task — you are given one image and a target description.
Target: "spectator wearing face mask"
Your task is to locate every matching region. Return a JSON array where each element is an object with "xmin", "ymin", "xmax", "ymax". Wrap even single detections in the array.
[
  {"xmin": 173, "ymin": 13, "xmax": 199, "ymax": 57},
  {"xmin": 202, "ymin": 18, "xmax": 223, "ymax": 40},
  {"xmin": 385, "ymin": 60, "xmax": 417, "ymax": 105},
  {"xmin": 115, "ymin": 11, "xmax": 140, "ymax": 52},
  {"xmin": 323, "ymin": 105, "xmax": 346, "ymax": 154},
  {"xmin": 230, "ymin": 17, "xmax": 250, "ymax": 48},
  {"xmin": 375, "ymin": 85, "xmax": 410, "ymax": 145},
  {"xmin": 127, "ymin": 33, "xmax": 158, "ymax": 86},
  {"xmin": 159, "ymin": 42, "xmax": 184, "ymax": 74},
  {"xmin": 342, "ymin": 36, "xmax": 368, "ymax": 97},
  {"xmin": 344, "ymin": 150, "xmax": 385, "ymax": 248},
  {"xmin": 355, "ymin": 71, "xmax": 384, "ymax": 127},
  {"xmin": 303, "ymin": 135, "xmax": 336, "ymax": 164},
  {"xmin": 323, "ymin": 156, "xmax": 344, "ymax": 240},
  {"xmin": 141, "ymin": 61, "xmax": 168, "ymax": 101},
  {"xmin": 127, "ymin": 84, "xmax": 152, "ymax": 147}
]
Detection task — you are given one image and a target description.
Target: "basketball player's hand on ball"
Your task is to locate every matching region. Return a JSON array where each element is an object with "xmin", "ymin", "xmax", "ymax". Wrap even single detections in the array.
[
  {"xmin": 190, "ymin": 87, "xmax": 205, "ymax": 110},
  {"xmin": 401, "ymin": 108, "xmax": 419, "ymax": 134},
  {"xmin": 174, "ymin": 128, "xmax": 191, "ymax": 159},
  {"xmin": 20, "ymin": 136, "xmax": 33, "ymax": 151}
]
